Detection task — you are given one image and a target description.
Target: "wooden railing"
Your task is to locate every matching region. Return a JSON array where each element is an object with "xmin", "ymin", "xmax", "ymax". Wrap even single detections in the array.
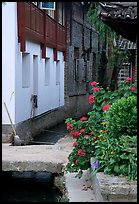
[
  {"xmin": 17, "ymin": 2, "xmax": 66, "ymax": 60},
  {"xmin": 57, "ymin": 23, "xmax": 66, "ymax": 51},
  {"xmin": 45, "ymin": 14, "xmax": 56, "ymax": 48}
]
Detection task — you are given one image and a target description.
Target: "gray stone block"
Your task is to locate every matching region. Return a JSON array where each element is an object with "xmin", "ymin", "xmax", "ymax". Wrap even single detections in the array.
[{"xmin": 90, "ymin": 170, "xmax": 137, "ymax": 202}]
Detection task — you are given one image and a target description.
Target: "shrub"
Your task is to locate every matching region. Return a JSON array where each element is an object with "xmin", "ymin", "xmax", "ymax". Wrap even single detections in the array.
[
  {"xmin": 104, "ymin": 96, "xmax": 137, "ymax": 138},
  {"xmin": 65, "ymin": 78, "xmax": 137, "ymax": 180},
  {"xmin": 94, "ymin": 132, "xmax": 137, "ymax": 180}
]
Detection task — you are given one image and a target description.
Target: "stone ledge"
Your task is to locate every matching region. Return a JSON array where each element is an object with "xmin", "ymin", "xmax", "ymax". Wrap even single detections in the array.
[
  {"xmin": 2, "ymin": 161, "xmax": 64, "ymax": 174},
  {"xmin": 91, "ymin": 171, "xmax": 137, "ymax": 202}
]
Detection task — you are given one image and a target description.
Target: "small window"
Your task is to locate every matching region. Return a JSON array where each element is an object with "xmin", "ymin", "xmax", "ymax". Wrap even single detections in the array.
[
  {"xmin": 39, "ymin": 2, "xmax": 55, "ymax": 10},
  {"xmin": 32, "ymin": 2, "xmax": 38, "ymax": 6},
  {"xmin": 22, "ymin": 53, "xmax": 30, "ymax": 88},
  {"xmin": 48, "ymin": 10, "xmax": 55, "ymax": 19},
  {"xmin": 58, "ymin": 2, "xmax": 65, "ymax": 26},
  {"xmin": 45, "ymin": 58, "xmax": 50, "ymax": 86}
]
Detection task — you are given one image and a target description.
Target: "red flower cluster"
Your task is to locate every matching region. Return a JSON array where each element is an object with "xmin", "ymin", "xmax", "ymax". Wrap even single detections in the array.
[
  {"xmin": 69, "ymin": 131, "xmax": 81, "ymax": 138},
  {"xmin": 75, "ymin": 160, "xmax": 78, "ymax": 164},
  {"xmin": 72, "ymin": 141, "xmax": 76, "ymax": 147},
  {"xmin": 93, "ymin": 87, "xmax": 100, "ymax": 92},
  {"xmin": 80, "ymin": 129, "xmax": 85, "ymax": 133},
  {"xmin": 73, "ymin": 131, "xmax": 80, "ymax": 138},
  {"xmin": 91, "ymin": 81, "xmax": 97, "ymax": 86},
  {"xmin": 125, "ymin": 77, "xmax": 132, "ymax": 83},
  {"xmin": 78, "ymin": 149, "xmax": 86, "ymax": 157},
  {"xmin": 89, "ymin": 95, "xmax": 95, "ymax": 104},
  {"xmin": 80, "ymin": 117, "xmax": 87, "ymax": 121},
  {"xmin": 90, "ymin": 131, "xmax": 94, "ymax": 135},
  {"xmin": 103, "ymin": 103, "xmax": 110, "ymax": 111},
  {"xmin": 130, "ymin": 87, "xmax": 135, "ymax": 91},
  {"xmin": 84, "ymin": 134, "xmax": 90, "ymax": 139},
  {"xmin": 69, "ymin": 132, "xmax": 73, "ymax": 136},
  {"xmin": 66, "ymin": 122, "xmax": 73, "ymax": 130}
]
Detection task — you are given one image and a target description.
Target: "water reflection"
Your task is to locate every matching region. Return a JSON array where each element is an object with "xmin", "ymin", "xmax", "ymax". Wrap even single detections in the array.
[{"xmin": 2, "ymin": 171, "xmax": 63, "ymax": 202}]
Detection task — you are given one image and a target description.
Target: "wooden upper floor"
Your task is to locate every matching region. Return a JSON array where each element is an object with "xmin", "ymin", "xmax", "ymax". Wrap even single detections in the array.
[{"xmin": 17, "ymin": 2, "xmax": 66, "ymax": 60}]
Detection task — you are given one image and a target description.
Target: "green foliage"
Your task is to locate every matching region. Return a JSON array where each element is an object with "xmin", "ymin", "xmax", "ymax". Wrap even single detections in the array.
[
  {"xmin": 66, "ymin": 135, "xmax": 95, "ymax": 178},
  {"xmin": 65, "ymin": 77, "xmax": 137, "ymax": 180},
  {"xmin": 94, "ymin": 133, "xmax": 137, "ymax": 180},
  {"xmin": 57, "ymin": 195, "xmax": 69, "ymax": 202},
  {"xmin": 104, "ymin": 96, "xmax": 137, "ymax": 138},
  {"xmin": 87, "ymin": 2, "xmax": 116, "ymax": 44}
]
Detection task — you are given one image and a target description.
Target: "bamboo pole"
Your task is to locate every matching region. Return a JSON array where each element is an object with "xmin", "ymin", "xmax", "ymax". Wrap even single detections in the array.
[{"xmin": 4, "ymin": 102, "xmax": 16, "ymax": 136}]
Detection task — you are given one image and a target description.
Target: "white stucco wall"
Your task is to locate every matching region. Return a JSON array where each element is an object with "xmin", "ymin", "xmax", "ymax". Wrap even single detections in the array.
[
  {"xmin": 2, "ymin": 2, "xmax": 65, "ymax": 125},
  {"xmin": 15, "ymin": 42, "xmax": 64, "ymax": 124},
  {"xmin": 2, "ymin": 2, "xmax": 16, "ymax": 124}
]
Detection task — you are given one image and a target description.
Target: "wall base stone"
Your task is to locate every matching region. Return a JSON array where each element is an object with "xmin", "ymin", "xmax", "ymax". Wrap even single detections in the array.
[{"xmin": 90, "ymin": 171, "xmax": 137, "ymax": 202}]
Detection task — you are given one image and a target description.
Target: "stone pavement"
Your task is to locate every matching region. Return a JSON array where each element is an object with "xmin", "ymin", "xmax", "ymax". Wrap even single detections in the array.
[
  {"xmin": 65, "ymin": 170, "xmax": 96, "ymax": 202},
  {"xmin": 2, "ymin": 135, "xmax": 97, "ymax": 202}
]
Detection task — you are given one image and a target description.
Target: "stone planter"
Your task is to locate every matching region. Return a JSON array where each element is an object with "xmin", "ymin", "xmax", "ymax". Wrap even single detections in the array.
[{"xmin": 90, "ymin": 170, "xmax": 137, "ymax": 202}]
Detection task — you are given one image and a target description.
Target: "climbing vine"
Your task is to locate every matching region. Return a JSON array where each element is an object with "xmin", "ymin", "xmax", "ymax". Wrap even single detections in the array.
[
  {"xmin": 87, "ymin": 2, "xmax": 117, "ymax": 45},
  {"xmin": 87, "ymin": 2, "xmax": 130, "ymax": 89}
]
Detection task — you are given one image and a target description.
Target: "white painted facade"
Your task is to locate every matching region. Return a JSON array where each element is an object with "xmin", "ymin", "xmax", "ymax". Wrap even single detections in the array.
[{"xmin": 2, "ymin": 2, "xmax": 65, "ymax": 127}]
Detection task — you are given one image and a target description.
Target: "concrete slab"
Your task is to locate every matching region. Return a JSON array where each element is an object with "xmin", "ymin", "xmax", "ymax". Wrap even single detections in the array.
[
  {"xmin": 2, "ymin": 135, "xmax": 73, "ymax": 173},
  {"xmin": 64, "ymin": 170, "xmax": 96, "ymax": 202}
]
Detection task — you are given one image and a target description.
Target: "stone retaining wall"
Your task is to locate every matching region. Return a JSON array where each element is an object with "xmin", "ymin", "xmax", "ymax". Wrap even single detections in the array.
[{"xmin": 91, "ymin": 171, "xmax": 137, "ymax": 202}]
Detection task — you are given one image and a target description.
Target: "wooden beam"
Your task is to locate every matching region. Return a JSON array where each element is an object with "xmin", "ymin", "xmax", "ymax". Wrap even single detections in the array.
[
  {"xmin": 17, "ymin": 2, "xmax": 26, "ymax": 52},
  {"xmin": 54, "ymin": 2, "xmax": 58, "ymax": 61}
]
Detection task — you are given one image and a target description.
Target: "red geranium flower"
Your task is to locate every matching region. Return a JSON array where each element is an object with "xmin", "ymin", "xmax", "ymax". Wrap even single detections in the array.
[
  {"xmin": 66, "ymin": 122, "xmax": 74, "ymax": 130},
  {"xmin": 91, "ymin": 81, "xmax": 97, "ymax": 86},
  {"xmin": 68, "ymin": 125, "xmax": 73, "ymax": 130},
  {"xmin": 90, "ymin": 131, "xmax": 94, "ymax": 135},
  {"xmin": 75, "ymin": 160, "xmax": 78, "ymax": 164},
  {"xmin": 80, "ymin": 129, "xmax": 85, "ymax": 133},
  {"xmin": 73, "ymin": 131, "xmax": 80, "ymax": 138},
  {"xmin": 93, "ymin": 87, "xmax": 100, "ymax": 92},
  {"xmin": 72, "ymin": 141, "xmax": 76, "ymax": 147},
  {"xmin": 80, "ymin": 117, "xmax": 87, "ymax": 121},
  {"xmin": 103, "ymin": 103, "xmax": 110, "ymax": 111},
  {"xmin": 89, "ymin": 95, "xmax": 95, "ymax": 104},
  {"xmin": 84, "ymin": 135, "xmax": 90, "ymax": 139},
  {"xmin": 125, "ymin": 77, "xmax": 132, "ymax": 83},
  {"xmin": 70, "ymin": 132, "xmax": 73, "ymax": 136},
  {"xmin": 130, "ymin": 87, "xmax": 135, "ymax": 91},
  {"xmin": 66, "ymin": 122, "xmax": 71, "ymax": 126},
  {"xmin": 78, "ymin": 149, "xmax": 86, "ymax": 157}
]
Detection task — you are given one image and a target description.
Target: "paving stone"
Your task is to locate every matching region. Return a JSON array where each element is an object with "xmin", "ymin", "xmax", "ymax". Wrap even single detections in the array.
[{"xmin": 64, "ymin": 170, "xmax": 96, "ymax": 202}]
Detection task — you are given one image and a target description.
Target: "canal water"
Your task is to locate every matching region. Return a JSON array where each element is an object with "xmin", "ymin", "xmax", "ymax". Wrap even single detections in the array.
[{"xmin": 2, "ymin": 171, "xmax": 63, "ymax": 202}]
